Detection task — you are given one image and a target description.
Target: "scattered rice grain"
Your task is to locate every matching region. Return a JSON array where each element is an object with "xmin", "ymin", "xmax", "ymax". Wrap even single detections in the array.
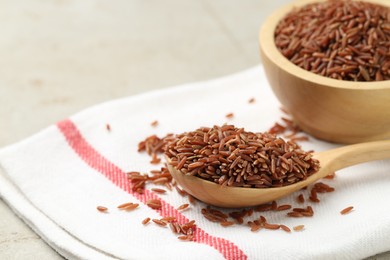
[
  {"xmin": 225, "ymin": 113, "xmax": 234, "ymax": 119},
  {"xmin": 177, "ymin": 203, "xmax": 190, "ymax": 211},
  {"xmin": 142, "ymin": 217, "xmax": 151, "ymax": 225},
  {"xmin": 297, "ymin": 194, "xmax": 305, "ymax": 203},
  {"xmin": 293, "ymin": 225, "xmax": 305, "ymax": 231},
  {"xmin": 340, "ymin": 206, "xmax": 354, "ymax": 215},
  {"xmin": 151, "ymin": 188, "xmax": 167, "ymax": 194},
  {"xmin": 152, "ymin": 219, "xmax": 167, "ymax": 227},
  {"xmin": 97, "ymin": 206, "xmax": 108, "ymax": 212},
  {"xmin": 280, "ymin": 225, "xmax": 291, "ymax": 233}
]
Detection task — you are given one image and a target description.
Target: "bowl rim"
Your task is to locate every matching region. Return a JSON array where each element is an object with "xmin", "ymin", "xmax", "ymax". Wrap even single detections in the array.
[{"xmin": 259, "ymin": 0, "xmax": 390, "ymax": 90}]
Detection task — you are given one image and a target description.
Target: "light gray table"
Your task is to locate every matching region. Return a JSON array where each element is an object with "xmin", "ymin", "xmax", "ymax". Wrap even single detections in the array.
[{"xmin": 0, "ymin": 1, "xmax": 388, "ymax": 259}]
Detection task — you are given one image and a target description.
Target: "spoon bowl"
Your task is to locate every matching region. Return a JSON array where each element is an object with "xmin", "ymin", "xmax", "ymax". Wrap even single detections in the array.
[{"xmin": 167, "ymin": 140, "xmax": 390, "ymax": 208}]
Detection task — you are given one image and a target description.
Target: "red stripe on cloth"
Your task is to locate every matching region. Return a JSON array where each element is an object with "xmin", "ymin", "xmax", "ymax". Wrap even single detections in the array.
[{"xmin": 57, "ymin": 119, "xmax": 247, "ymax": 260}]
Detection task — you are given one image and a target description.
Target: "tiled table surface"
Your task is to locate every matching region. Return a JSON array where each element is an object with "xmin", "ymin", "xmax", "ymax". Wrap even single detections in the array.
[{"xmin": 0, "ymin": 1, "xmax": 389, "ymax": 259}]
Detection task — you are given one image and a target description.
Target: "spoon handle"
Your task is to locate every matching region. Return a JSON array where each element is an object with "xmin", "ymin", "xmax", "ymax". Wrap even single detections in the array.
[{"xmin": 316, "ymin": 140, "xmax": 390, "ymax": 175}]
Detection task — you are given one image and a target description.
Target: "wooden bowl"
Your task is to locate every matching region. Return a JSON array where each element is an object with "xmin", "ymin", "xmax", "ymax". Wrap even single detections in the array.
[{"xmin": 259, "ymin": 0, "xmax": 390, "ymax": 144}]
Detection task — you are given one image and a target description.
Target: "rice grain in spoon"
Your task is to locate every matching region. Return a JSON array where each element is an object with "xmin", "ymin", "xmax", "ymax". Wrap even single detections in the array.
[{"xmin": 165, "ymin": 125, "xmax": 390, "ymax": 208}]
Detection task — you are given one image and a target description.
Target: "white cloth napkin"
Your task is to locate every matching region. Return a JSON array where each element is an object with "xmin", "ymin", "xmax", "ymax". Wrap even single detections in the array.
[{"xmin": 0, "ymin": 66, "xmax": 389, "ymax": 260}]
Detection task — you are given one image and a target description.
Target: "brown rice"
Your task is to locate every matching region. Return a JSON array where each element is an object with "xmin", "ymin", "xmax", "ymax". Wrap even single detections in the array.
[
  {"xmin": 97, "ymin": 206, "xmax": 108, "ymax": 212},
  {"xmin": 146, "ymin": 199, "xmax": 162, "ymax": 210},
  {"xmin": 152, "ymin": 219, "xmax": 168, "ymax": 227},
  {"xmin": 340, "ymin": 206, "xmax": 354, "ymax": 215},
  {"xmin": 142, "ymin": 217, "xmax": 151, "ymax": 225},
  {"xmin": 280, "ymin": 224, "xmax": 291, "ymax": 233},
  {"xmin": 225, "ymin": 113, "xmax": 234, "ymax": 119},
  {"xmin": 275, "ymin": 0, "xmax": 390, "ymax": 81},
  {"xmin": 177, "ymin": 203, "xmax": 190, "ymax": 211},
  {"xmin": 151, "ymin": 188, "xmax": 167, "ymax": 194},
  {"xmin": 293, "ymin": 225, "xmax": 305, "ymax": 231},
  {"xmin": 297, "ymin": 194, "xmax": 305, "ymax": 203},
  {"xmin": 165, "ymin": 125, "xmax": 320, "ymax": 188}
]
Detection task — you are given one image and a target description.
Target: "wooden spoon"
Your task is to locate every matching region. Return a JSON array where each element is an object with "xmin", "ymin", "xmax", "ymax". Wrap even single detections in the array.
[{"xmin": 166, "ymin": 140, "xmax": 390, "ymax": 208}]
